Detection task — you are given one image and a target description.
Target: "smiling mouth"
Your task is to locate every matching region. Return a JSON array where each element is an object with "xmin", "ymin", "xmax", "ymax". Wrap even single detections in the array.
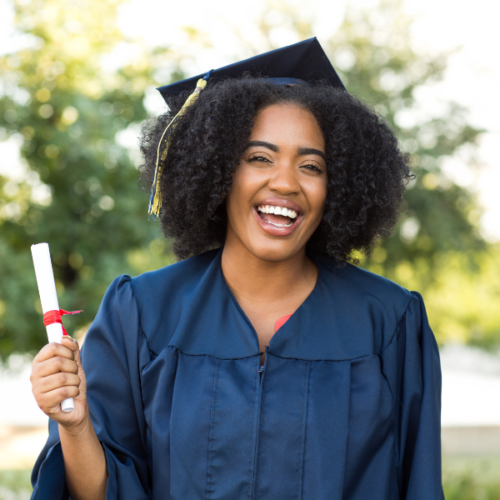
[{"xmin": 256, "ymin": 204, "xmax": 298, "ymax": 227}]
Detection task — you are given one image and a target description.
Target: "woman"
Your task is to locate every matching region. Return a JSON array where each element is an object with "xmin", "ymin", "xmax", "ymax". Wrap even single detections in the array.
[{"xmin": 30, "ymin": 39, "xmax": 444, "ymax": 499}]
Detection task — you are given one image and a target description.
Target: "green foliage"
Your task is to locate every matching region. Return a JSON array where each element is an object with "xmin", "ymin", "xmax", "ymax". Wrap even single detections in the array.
[
  {"xmin": 0, "ymin": 469, "xmax": 32, "ymax": 499},
  {"xmin": 0, "ymin": 0, "xmax": 497, "ymax": 358},
  {"xmin": 330, "ymin": 3, "xmax": 485, "ymax": 280},
  {"xmin": 364, "ymin": 245, "xmax": 500, "ymax": 348},
  {"xmin": 0, "ymin": 0, "xmax": 170, "ymax": 359},
  {"xmin": 443, "ymin": 455, "xmax": 500, "ymax": 500}
]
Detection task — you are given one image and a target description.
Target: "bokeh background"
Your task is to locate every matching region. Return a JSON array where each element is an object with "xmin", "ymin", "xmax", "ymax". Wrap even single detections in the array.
[{"xmin": 1, "ymin": 0, "xmax": 499, "ymax": 497}]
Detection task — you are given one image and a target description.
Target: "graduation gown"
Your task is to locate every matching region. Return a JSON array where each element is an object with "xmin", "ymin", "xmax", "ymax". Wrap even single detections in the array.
[{"xmin": 31, "ymin": 248, "xmax": 444, "ymax": 500}]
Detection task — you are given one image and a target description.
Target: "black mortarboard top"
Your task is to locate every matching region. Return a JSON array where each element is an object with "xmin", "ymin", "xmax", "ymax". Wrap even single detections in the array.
[{"xmin": 157, "ymin": 37, "xmax": 344, "ymax": 102}]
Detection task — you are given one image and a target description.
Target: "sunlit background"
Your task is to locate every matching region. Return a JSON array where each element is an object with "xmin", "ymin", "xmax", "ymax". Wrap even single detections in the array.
[{"xmin": 0, "ymin": 0, "xmax": 499, "ymax": 497}]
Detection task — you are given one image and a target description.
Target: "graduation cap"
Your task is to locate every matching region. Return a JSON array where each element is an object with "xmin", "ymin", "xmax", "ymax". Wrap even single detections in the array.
[
  {"xmin": 157, "ymin": 37, "xmax": 344, "ymax": 101},
  {"xmin": 149, "ymin": 37, "xmax": 344, "ymax": 218}
]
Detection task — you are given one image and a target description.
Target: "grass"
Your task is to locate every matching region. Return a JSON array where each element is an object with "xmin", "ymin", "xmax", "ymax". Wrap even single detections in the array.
[
  {"xmin": 0, "ymin": 470, "xmax": 32, "ymax": 500},
  {"xmin": 443, "ymin": 455, "xmax": 500, "ymax": 500},
  {"xmin": 0, "ymin": 456, "xmax": 499, "ymax": 499}
]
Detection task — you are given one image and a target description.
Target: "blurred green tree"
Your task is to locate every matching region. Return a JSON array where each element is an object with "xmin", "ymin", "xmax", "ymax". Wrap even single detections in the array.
[
  {"xmin": 0, "ymin": 0, "xmax": 173, "ymax": 359},
  {"xmin": 0, "ymin": 0, "xmax": 497, "ymax": 358},
  {"xmin": 330, "ymin": 4, "xmax": 484, "ymax": 279}
]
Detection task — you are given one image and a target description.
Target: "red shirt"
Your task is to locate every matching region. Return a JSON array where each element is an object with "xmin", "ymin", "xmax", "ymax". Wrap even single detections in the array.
[{"xmin": 259, "ymin": 314, "xmax": 293, "ymax": 367}]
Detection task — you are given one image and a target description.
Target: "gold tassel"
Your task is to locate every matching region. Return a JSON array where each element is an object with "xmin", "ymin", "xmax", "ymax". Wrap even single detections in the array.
[{"xmin": 148, "ymin": 78, "xmax": 208, "ymax": 218}]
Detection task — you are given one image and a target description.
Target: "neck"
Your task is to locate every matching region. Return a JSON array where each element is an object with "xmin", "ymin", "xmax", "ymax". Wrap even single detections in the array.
[{"xmin": 221, "ymin": 241, "xmax": 317, "ymax": 307}]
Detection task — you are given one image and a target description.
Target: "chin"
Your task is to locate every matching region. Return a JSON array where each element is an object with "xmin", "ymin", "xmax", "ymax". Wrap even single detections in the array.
[{"xmin": 246, "ymin": 238, "xmax": 306, "ymax": 263}]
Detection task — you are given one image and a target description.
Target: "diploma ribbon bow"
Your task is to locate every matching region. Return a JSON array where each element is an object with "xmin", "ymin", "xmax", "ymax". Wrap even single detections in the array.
[{"xmin": 43, "ymin": 309, "xmax": 82, "ymax": 336}]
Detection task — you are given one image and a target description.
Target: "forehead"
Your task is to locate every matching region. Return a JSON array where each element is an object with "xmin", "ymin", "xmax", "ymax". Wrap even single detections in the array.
[{"xmin": 249, "ymin": 104, "xmax": 325, "ymax": 150}]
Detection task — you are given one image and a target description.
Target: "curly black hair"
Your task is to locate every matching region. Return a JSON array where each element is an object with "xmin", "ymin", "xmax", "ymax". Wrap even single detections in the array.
[{"xmin": 139, "ymin": 78, "xmax": 412, "ymax": 262}]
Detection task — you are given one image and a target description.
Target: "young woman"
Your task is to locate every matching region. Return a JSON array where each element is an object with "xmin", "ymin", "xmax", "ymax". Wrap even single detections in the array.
[{"xmin": 30, "ymin": 39, "xmax": 444, "ymax": 500}]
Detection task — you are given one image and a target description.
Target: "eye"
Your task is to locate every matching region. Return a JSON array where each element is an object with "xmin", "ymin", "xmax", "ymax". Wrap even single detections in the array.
[
  {"xmin": 248, "ymin": 155, "xmax": 271, "ymax": 163},
  {"xmin": 300, "ymin": 163, "xmax": 323, "ymax": 174}
]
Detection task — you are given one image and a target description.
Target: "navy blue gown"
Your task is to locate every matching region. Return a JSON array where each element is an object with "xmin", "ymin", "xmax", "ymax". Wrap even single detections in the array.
[{"xmin": 31, "ymin": 248, "xmax": 444, "ymax": 499}]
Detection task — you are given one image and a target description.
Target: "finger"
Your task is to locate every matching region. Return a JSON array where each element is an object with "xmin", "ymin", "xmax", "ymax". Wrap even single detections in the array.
[
  {"xmin": 70, "ymin": 338, "xmax": 87, "ymax": 398},
  {"xmin": 35, "ymin": 372, "xmax": 81, "ymax": 395},
  {"xmin": 33, "ymin": 356, "xmax": 78, "ymax": 378},
  {"xmin": 33, "ymin": 342, "xmax": 76, "ymax": 364},
  {"xmin": 72, "ymin": 338, "xmax": 82, "ymax": 368},
  {"xmin": 38, "ymin": 386, "xmax": 81, "ymax": 412},
  {"xmin": 61, "ymin": 335, "xmax": 79, "ymax": 355}
]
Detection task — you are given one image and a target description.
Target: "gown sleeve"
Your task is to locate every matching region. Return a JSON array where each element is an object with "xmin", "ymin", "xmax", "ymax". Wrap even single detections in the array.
[
  {"xmin": 31, "ymin": 275, "xmax": 151, "ymax": 500},
  {"xmin": 381, "ymin": 291, "xmax": 444, "ymax": 500}
]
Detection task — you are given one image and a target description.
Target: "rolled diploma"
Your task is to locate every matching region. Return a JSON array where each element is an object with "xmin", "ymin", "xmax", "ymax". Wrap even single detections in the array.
[{"xmin": 31, "ymin": 243, "xmax": 74, "ymax": 412}]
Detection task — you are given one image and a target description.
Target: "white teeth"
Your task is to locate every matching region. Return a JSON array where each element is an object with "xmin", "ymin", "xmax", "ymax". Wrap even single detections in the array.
[
  {"xmin": 268, "ymin": 221, "xmax": 293, "ymax": 227},
  {"xmin": 257, "ymin": 205, "xmax": 298, "ymax": 219}
]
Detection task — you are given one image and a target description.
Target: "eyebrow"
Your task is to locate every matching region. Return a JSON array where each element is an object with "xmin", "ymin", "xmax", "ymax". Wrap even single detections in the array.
[
  {"xmin": 245, "ymin": 141, "xmax": 326, "ymax": 162},
  {"xmin": 298, "ymin": 147, "xmax": 326, "ymax": 162}
]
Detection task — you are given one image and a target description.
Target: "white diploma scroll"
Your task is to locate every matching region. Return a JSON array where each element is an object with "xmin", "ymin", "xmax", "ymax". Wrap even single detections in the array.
[{"xmin": 31, "ymin": 243, "xmax": 74, "ymax": 412}]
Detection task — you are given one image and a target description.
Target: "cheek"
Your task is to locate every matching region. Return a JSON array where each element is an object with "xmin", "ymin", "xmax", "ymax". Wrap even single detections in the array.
[
  {"xmin": 306, "ymin": 179, "xmax": 328, "ymax": 218},
  {"xmin": 225, "ymin": 164, "xmax": 253, "ymax": 219},
  {"xmin": 228, "ymin": 163, "xmax": 264, "ymax": 204}
]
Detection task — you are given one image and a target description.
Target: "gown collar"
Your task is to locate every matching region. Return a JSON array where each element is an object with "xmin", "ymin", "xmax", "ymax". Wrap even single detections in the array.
[
  {"xmin": 137, "ymin": 247, "xmax": 411, "ymax": 361},
  {"xmin": 216, "ymin": 247, "xmax": 327, "ymax": 357}
]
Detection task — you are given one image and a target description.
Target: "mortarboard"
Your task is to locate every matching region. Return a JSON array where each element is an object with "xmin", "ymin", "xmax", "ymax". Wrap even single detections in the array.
[
  {"xmin": 149, "ymin": 37, "xmax": 344, "ymax": 218},
  {"xmin": 157, "ymin": 37, "xmax": 344, "ymax": 101}
]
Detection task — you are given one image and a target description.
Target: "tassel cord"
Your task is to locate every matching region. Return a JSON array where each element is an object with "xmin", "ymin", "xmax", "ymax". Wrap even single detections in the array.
[{"xmin": 148, "ymin": 71, "xmax": 212, "ymax": 219}]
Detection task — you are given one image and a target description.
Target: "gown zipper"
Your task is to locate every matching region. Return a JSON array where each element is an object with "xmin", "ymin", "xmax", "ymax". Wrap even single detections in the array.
[{"xmin": 252, "ymin": 347, "xmax": 267, "ymax": 499}]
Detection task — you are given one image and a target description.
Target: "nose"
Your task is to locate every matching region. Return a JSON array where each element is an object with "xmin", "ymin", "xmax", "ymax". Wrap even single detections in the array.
[{"xmin": 267, "ymin": 161, "xmax": 300, "ymax": 196}]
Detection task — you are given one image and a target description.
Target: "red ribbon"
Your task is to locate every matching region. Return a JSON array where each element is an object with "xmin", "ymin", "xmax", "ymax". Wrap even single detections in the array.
[{"xmin": 43, "ymin": 309, "xmax": 82, "ymax": 336}]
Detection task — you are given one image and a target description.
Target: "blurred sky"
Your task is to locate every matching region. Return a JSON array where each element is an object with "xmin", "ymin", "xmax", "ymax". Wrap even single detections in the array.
[{"xmin": 1, "ymin": 0, "xmax": 499, "ymax": 240}]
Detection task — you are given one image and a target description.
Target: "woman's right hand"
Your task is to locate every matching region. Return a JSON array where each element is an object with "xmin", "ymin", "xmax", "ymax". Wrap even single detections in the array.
[
  {"xmin": 32, "ymin": 336, "xmax": 108, "ymax": 500},
  {"xmin": 30, "ymin": 336, "xmax": 88, "ymax": 431}
]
